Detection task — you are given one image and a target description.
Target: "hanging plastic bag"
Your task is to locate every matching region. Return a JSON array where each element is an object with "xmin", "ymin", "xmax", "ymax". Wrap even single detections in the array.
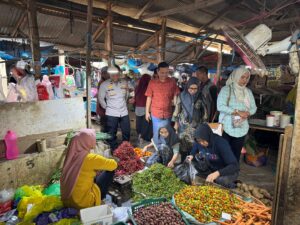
[
  {"xmin": 6, "ymin": 83, "xmax": 19, "ymax": 102},
  {"xmin": 36, "ymin": 83, "xmax": 49, "ymax": 100},
  {"xmin": 42, "ymin": 75, "xmax": 54, "ymax": 100},
  {"xmin": 17, "ymin": 75, "xmax": 38, "ymax": 102},
  {"xmin": 174, "ymin": 160, "xmax": 197, "ymax": 184}
]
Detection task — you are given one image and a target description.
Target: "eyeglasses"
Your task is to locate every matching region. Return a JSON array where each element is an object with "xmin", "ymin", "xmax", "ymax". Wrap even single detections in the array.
[{"xmin": 188, "ymin": 87, "xmax": 198, "ymax": 90}]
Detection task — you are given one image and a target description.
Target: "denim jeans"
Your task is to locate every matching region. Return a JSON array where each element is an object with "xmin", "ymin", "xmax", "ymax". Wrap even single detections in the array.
[
  {"xmin": 151, "ymin": 115, "xmax": 171, "ymax": 145},
  {"xmin": 106, "ymin": 115, "xmax": 130, "ymax": 151}
]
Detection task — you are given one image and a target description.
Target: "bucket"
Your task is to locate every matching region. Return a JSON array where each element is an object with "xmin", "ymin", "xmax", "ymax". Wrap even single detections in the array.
[
  {"xmin": 270, "ymin": 111, "xmax": 282, "ymax": 127},
  {"xmin": 280, "ymin": 114, "xmax": 291, "ymax": 128},
  {"xmin": 266, "ymin": 115, "xmax": 275, "ymax": 127}
]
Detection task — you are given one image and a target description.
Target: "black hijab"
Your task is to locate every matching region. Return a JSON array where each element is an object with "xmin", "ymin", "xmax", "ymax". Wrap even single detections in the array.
[
  {"xmin": 157, "ymin": 125, "xmax": 179, "ymax": 147},
  {"xmin": 194, "ymin": 123, "xmax": 215, "ymax": 148}
]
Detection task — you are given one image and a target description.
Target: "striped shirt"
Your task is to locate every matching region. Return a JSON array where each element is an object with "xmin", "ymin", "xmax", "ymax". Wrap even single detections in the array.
[{"xmin": 217, "ymin": 85, "xmax": 257, "ymax": 138}]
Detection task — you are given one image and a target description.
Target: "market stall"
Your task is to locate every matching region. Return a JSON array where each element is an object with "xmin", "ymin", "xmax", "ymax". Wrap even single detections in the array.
[{"xmin": 0, "ymin": 0, "xmax": 300, "ymax": 224}]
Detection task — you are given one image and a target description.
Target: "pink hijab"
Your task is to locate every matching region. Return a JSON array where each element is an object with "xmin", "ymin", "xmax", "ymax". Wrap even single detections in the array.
[{"xmin": 60, "ymin": 129, "xmax": 96, "ymax": 200}]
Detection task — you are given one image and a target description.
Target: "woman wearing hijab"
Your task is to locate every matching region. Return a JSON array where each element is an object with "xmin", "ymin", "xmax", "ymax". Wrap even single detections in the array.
[
  {"xmin": 133, "ymin": 74, "xmax": 153, "ymax": 142},
  {"xmin": 173, "ymin": 77, "xmax": 209, "ymax": 161},
  {"xmin": 60, "ymin": 129, "xmax": 117, "ymax": 209},
  {"xmin": 173, "ymin": 77, "xmax": 209, "ymax": 133},
  {"xmin": 187, "ymin": 124, "xmax": 239, "ymax": 188},
  {"xmin": 143, "ymin": 125, "xmax": 180, "ymax": 168},
  {"xmin": 217, "ymin": 66, "xmax": 257, "ymax": 162}
]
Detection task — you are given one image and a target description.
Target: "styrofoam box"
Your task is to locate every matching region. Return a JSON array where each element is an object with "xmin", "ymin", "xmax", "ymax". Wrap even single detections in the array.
[{"xmin": 80, "ymin": 205, "xmax": 113, "ymax": 225}]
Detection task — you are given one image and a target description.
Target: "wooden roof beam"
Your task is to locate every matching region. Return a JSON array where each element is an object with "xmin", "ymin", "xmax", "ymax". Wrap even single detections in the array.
[
  {"xmin": 135, "ymin": 0, "xmax": 156, "ymax": 19},
  {"xmin": 198, "ymin": 0, "xmax": 242, "ymax": 32},
  {"xmin": 141, "ymin": 0, "xmax": 224, "ymax": 20},
  {"xmin": 92, "ymin": 17, "xmax": 107, "ymax": 42},
  {"xmin": 11, "ymin": 12, "xmax": 27, "ymax": 37}
]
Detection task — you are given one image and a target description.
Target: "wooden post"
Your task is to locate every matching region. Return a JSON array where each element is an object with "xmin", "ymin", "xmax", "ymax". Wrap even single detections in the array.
[
  {"xmin": 271, "ymin": 125, "xmax": 293, "ymax": 225},
  {"xmin": 281, "ymin": 69, "xmax": 300, "ymax": 224},
  {"xmin": 86, "ymin": 0, "xmax": 93, "ymax": 128},
  {"xmin": 27, "ymin": 0, "xmax": 41, "ymax": 79},
  {"xmin": 158, "ymin": 17, "xmax": 167, "ymax": 63},
  {"xmin": 105, "ymin": 1, "xmax": 113, "ymax": 66},
  {"xmin": 216, "ymin": 43, "xmax": 223, "ymax": 85}
]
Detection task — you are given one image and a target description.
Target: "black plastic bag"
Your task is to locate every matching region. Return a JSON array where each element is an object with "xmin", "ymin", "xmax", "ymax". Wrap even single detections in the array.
[
  {"xmin": 146, "ymin": 144, "xmax": 173, "ymax": 167},
  {"xmin": 174, "ymin": 160, "xmax": 198, "ymax": 184},
  {"xmin": 193, "ymin": 153, "xmax": 212, "ymax": 176},
  {"xmin": 159, "ymin": 144, "xmax": 173, "ymax": 166}
]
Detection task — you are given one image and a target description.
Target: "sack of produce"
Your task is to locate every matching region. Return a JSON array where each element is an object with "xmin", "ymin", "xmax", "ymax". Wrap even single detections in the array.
[{"xmin": 174, "ymin": 160, "xmax": 198, "ymax": 185}]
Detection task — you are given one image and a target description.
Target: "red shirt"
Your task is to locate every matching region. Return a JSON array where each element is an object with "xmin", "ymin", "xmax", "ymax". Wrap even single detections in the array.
[{"xmin": 145, "ymin": 77, "xmax": 180, "ymax": 118}]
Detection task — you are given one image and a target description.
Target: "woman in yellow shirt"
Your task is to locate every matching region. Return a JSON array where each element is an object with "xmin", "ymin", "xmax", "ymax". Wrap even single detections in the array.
[{"xmin": 60, "ymin": 129, "xmax": 117, "ymax": 209}]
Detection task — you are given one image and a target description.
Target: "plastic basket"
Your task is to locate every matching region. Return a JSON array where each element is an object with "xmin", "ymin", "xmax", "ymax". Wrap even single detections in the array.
[
  {"xmin": 129, "ymin": 198, "xmax": 189, "ymax": 225},
  {"xmin": 80, "ymin": 205, "xmax": 113, "ymax": 225}
]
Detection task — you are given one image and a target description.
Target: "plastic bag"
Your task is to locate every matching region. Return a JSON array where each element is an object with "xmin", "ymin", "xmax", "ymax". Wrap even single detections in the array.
[
  {"xmin": 113, "ymin": 207, "xmax": 130, "ymax": 222},
  {"xmin": 193, "ymin": 154, "xmax": 212, "ymax": 176},
  {"xmin": 34, "ymin": 208, "xmax": 78, "ymax": 225},
  {"xmin": 18, "ymin": 195, "xmax": 63, "ymax": 222},
  {"xmin": 158, "ymin": 144, "xmax": 173, "ymax": 166},
  {"xmin": 174, "ymin": 160, "xmax": 197, "ymax": 184},
  {"xmin": 6, "ymin": 83, "xmax": 19, "ymax": 102},
  {"xmin": 17, "ymin": 75, "xmax": 38, "ymax": 102},
  {"xmin": 53, "ymin": 218, "xmax": 81, "ymax": 225},
  {"xmin": 43, "ymin": 184, "xmax": 61, "ymax": 196},
  {"xmin": 14, "ymin": 185, "xmax": 43, "ymax": 201},
  {"xmin": 36, "ymin": 83, "xmax": 49, "ymax": 100},
  {"xmin": 0, "ymin": 189, "xmax": 15, "ymax": 203}
]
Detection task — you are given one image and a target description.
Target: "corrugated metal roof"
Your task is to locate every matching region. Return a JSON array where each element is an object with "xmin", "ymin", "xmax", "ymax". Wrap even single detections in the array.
[{"xmin": 0, "ymin": 4, "xmax": 24, "ymax": 35}]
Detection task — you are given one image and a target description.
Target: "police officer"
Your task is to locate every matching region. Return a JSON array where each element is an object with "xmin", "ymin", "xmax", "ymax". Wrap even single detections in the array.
[{"xmin": 98, "ymin": 66, "xmax": 130, "ymax": 151}]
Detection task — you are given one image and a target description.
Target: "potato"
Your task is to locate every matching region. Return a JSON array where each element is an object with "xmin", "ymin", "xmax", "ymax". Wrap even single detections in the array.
[
  {"xmin": 241, "ymin": 183, "xmax": 249, "ymax": 192},
  {"xmin": 252, "ymin": 189, "xmax": 264, "ymax": 199},
  {"xmin": 248, "ymin": 184, "xmax": 254, "ymax": 191}
]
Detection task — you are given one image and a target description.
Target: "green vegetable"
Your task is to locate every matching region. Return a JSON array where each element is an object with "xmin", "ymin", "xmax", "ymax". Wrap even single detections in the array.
[{"xmin": 132, "ymin": 163, "xmax": 186, "ymax": 202}]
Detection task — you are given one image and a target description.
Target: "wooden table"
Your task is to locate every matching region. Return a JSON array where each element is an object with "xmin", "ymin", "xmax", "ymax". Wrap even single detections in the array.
[{"xmin": 249, "ymin": 119, "xmax": 285, "ymax": 133}]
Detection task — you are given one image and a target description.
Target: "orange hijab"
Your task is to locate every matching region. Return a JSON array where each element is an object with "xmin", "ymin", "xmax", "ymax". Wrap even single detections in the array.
[{"xmin": 60, "ymin": 129, "xmax": 96, "ymax": 200}]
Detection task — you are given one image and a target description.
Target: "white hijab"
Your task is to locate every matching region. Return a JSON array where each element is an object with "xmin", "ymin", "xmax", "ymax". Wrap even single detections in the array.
[{"xmin": 226, "ymin": 66, "xmax": 251, "ymax": 109}]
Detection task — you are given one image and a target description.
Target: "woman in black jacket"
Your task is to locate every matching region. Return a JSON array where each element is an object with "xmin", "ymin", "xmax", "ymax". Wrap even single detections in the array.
[{"xmin": 187, "ymin": 124, "xmax": 239, "ymax": 188}]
